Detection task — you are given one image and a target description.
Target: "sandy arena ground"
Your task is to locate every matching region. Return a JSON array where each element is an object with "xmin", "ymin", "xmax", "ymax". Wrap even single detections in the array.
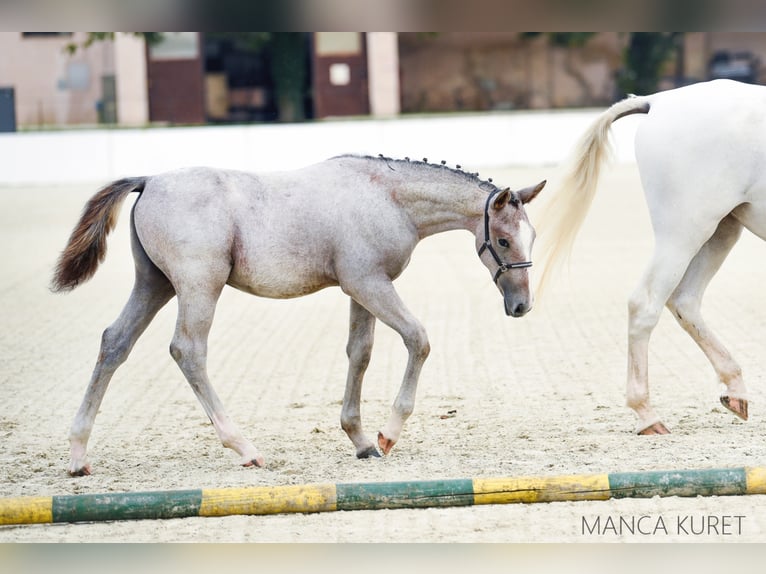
[{"xmin": 1, "ymin": 164, "xmax": 766, "ymax": 543}]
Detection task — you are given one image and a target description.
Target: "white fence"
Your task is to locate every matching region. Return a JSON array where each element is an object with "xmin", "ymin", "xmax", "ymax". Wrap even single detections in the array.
[{"xmin": 0, "ymin": 109, "xmax": 640, "ymax": 185}]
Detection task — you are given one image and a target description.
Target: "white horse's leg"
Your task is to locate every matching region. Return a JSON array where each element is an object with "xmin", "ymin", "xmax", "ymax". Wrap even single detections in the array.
[
  {"xmin": 341, "ymin": 298, "xmax": 380, "ymax": 458},
  {"xmin": 169, "ymin": 281, "xmax": 265, "ymax": 468},
  {"xmin": 68, "ymin": 252, "xmax": 174, "ymax": 476},
  {"xmin": 666, "ymin": 215, "xmax": 747, "ymax": 420},
  {"xmin": 626, "ymin": 225, "xmax": 721, "ymax": 435},
  {"xmin": 344, "ymin": 277, "xmax": 430, "ymax": 455}
]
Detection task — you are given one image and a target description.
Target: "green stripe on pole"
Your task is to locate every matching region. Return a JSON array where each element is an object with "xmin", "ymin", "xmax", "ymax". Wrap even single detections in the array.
[
  {"xmin": 608, "ymin": 468, "xmax": 748, "ymax": 499},
  {"xmin": 52, "ymin": 489, "xmax": 203, "ymax": 523},
  {"xmin": 336, "ymin": 478, "xmax": 474, "ymax": 510}
]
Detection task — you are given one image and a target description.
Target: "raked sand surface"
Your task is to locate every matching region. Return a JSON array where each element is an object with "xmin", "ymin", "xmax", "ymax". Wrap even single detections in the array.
[{"xmin": 2, "ymin": 164, "xmax": 766, "ymax": 543}]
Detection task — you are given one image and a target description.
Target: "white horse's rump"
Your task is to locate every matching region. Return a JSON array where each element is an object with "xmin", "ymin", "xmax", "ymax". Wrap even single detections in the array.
[
  {"xmin": 537, "ymin": 79, "xmax": 766, "ymax": 434},
  {"xmin": 53, "ymin": 155, "xmax": 545, "ymax": 475}
]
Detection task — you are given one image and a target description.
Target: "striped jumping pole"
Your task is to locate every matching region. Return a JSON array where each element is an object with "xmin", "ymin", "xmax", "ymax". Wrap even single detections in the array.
[{"xmin": 2, "ymin": 466, "xmax": 765, "ymax": 526}]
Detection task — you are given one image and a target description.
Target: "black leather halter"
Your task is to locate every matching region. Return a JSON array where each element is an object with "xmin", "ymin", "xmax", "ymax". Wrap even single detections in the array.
[{"xmin": 477, "ymin": 188, "xmax": 533, "ymax": 284}]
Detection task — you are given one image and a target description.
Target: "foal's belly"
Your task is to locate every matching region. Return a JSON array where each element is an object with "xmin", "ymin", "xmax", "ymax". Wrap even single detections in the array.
[{"xmin": 227, "ymin": 263, "xmax": 338, "ymax": 299}]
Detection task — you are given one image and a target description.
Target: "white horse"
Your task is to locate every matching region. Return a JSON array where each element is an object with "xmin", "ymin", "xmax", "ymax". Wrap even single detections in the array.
[
  {"xmin": 52, "ymin": 154, "xmax": 545, "ymax": 475},
  {"xmin": 538, "ymin": 79, "xmax": 765, "ymax": 434}
]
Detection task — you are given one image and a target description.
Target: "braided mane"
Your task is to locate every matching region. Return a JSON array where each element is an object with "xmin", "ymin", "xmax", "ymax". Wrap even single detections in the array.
[{"xmin": 333, "ymin": 153, "xmax": 501, "ymax": 194}]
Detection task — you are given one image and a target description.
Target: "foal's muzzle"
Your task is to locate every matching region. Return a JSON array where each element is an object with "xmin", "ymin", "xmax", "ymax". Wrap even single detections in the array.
[{"xmin": 504, "ymin": 295, "xmax": 531, "ymax": 318}]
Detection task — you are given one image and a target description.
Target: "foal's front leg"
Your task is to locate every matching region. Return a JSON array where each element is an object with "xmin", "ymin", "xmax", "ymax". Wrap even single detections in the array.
[
  {"xmin": 341, "ymin": 298, "xmax": 380, "ymax": 458},
  {"xmin": 345, "ymin": 277, "xmax": 430, "ymax": 455}
]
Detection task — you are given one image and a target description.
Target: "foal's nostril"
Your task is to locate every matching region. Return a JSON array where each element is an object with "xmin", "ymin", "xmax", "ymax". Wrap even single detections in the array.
[
  {"xmin": 504, "ymin": 297, "xmax": 530, "ymax": 317},
  {"xmin": 513, "ymin": 302, "xmax": 530, "ymax": 317}
]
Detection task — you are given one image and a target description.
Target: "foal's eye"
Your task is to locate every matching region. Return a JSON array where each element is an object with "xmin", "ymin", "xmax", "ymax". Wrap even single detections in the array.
[{"xmin": 498, "ymin": 238, "xmax": 510, "ymax": 248}]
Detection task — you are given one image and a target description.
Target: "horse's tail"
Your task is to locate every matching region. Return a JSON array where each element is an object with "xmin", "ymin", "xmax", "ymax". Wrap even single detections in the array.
[
  {"xmin": 535, "ymin": 95, "xmax": 652, "ymax": 296},
  {"xmin": 51, "ymin": 177, "xmax": 147, "ymax": 292}
]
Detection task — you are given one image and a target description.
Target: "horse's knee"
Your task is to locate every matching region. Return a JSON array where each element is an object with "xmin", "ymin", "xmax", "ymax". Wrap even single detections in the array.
[
  {"xmin": 627, "ymin": 292, "xmax": 662, "ymax": 339},
  {"xmin": 666, "ymin": 292, "xmax": 699, "ymax": 329},
  {"xmin": 346, "ymin": 337, "xmax": 373, "ymax": 368},
  {"xmin": 169, "ymin": 339, "xmax": 182, "ymax": 363},
  {"xmin": 98, "ymin": 326, "xmax": 131, "ymax": 368},
  {"xmin": 419, "ymin": 339, "xmax": 431, "ymax": 362},
  {"xmin": 169, "ymin": 336, "xmax": 204, "ymax": 374},
  {"xmin": 405, "ymin": 326, "xmax": 430, "ymax": 361}
]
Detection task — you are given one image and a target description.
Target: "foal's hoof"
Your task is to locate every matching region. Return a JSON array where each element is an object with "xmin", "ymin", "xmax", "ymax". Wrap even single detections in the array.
[
  {"xmin": 637, "ymin": 421, "xmax": 671, "ymax": 435},
  {"xmin": 720, "ymin": 396, "xmax": 749, "ymax": 421},
  {"xmin": 241, "ymin": 455, "xmax": 265, "ymax": 468},
  {"xmin": 377, "ymin": 432, "xmax": 396, "ymax": 455},
  {"xmin": 357, "ymin": 446, "xmax": 381, "ymax": 459},
  {"xmin": 67, "ymin": 465, "xmax": 92, "ymax": 477}
]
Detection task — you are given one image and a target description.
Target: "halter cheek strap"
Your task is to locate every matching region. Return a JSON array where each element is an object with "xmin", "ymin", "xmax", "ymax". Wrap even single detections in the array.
[{"xmin": 477, "ymin": 189, "xmax": 533, "ymax": 284}]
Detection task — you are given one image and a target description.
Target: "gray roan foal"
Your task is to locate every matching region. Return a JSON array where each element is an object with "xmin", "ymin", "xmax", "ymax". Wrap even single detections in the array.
[{"xmin": 52, "ymin": 154, "xmax": 545, "ymax": 475}]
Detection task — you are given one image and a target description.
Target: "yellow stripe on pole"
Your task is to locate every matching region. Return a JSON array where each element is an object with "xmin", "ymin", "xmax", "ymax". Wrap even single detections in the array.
[
  {"xmin": 0, "ymin": 496, "xmax": 53, "ymax": 525},
  {"xmin": 473, "ymin": 473, "xmax": 611, "ymax": 504},
  {"xmin": 199, "ymin": 484, "xmax": 337, "ymax": 517},
  {"xmin": 745, "ymin": 467, "xmax": 766, "ymax": 494}
]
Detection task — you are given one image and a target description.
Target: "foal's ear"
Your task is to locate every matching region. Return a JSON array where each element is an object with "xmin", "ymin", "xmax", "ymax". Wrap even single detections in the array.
[
  {"xmin": 518, "ymin": 180, "xmax": 546, "ymax": 204},
  {"xmin": 491, "ymin": 188, "xmax": 512, "ymax": 210}
]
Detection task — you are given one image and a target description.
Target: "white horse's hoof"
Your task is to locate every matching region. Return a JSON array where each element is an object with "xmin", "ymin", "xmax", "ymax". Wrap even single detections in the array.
[
  {"xmin": 720, "ymin": 396, "xmax": 749, "ymax": 421},
  {"xmin": 637, "ymin": 421, "xmax": 670, "ymax": 435}
]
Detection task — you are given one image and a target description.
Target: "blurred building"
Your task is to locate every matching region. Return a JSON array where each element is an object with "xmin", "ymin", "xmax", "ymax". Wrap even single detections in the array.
[{"xmin": 1, "ymin": 32, "xmax": 766, "ymax": 130}]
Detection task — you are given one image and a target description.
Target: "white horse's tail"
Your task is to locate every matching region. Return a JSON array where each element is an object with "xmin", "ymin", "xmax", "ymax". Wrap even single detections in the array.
[{"xmin": 535, "ymin": 95, "xmax": 652, "ymax": 296}]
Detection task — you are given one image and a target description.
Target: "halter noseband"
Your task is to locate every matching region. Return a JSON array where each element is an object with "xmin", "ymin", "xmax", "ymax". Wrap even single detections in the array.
[{"xmin": 477, "ymin": 188, "xmax": 533, "ymax": 284}]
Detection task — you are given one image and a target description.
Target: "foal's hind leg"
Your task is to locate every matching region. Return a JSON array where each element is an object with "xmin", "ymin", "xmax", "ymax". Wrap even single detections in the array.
[
  {"xmin": 666, "ymin": 215, "xmax": 747, "ymax": 421},
  {"xmin": 341, "ymin": 298, "xmax": 380, "ymax": 458},
  {"xmin": 68, "ymin": 246, "xmax": 174, "ymax": 476},
  {"xmin": 169, "ymin": 278, "xmax": 264, "ymax": 468}
]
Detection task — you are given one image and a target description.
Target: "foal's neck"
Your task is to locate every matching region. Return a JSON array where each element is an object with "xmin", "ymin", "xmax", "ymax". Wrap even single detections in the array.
[
  {"xmin": 407, "ymin": 186, "xmax": 484, "ymax": 238},
  {"xmin": 390, "ymin": 170, "xmax": 486, "ymax": 238}
]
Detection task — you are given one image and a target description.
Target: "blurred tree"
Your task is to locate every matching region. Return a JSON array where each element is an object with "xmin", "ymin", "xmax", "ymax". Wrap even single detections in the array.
[
  {"xmin": 268, "ymin": 33, "xmax": 308, "ymax": 122},
  {"xmin": 65, "ymin": 32, "xmax": 164, "ymax": 54},
  {"xmin": 617, "ymin": 32, "xmax": 683, "ymax": 96},
  {"xmin": 530, "ymin": 32, "xmax": 597, "ymax": 48},
  {"xmin": 521, "ymin": 32, "xmax": 684, "ymax": 99}
]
